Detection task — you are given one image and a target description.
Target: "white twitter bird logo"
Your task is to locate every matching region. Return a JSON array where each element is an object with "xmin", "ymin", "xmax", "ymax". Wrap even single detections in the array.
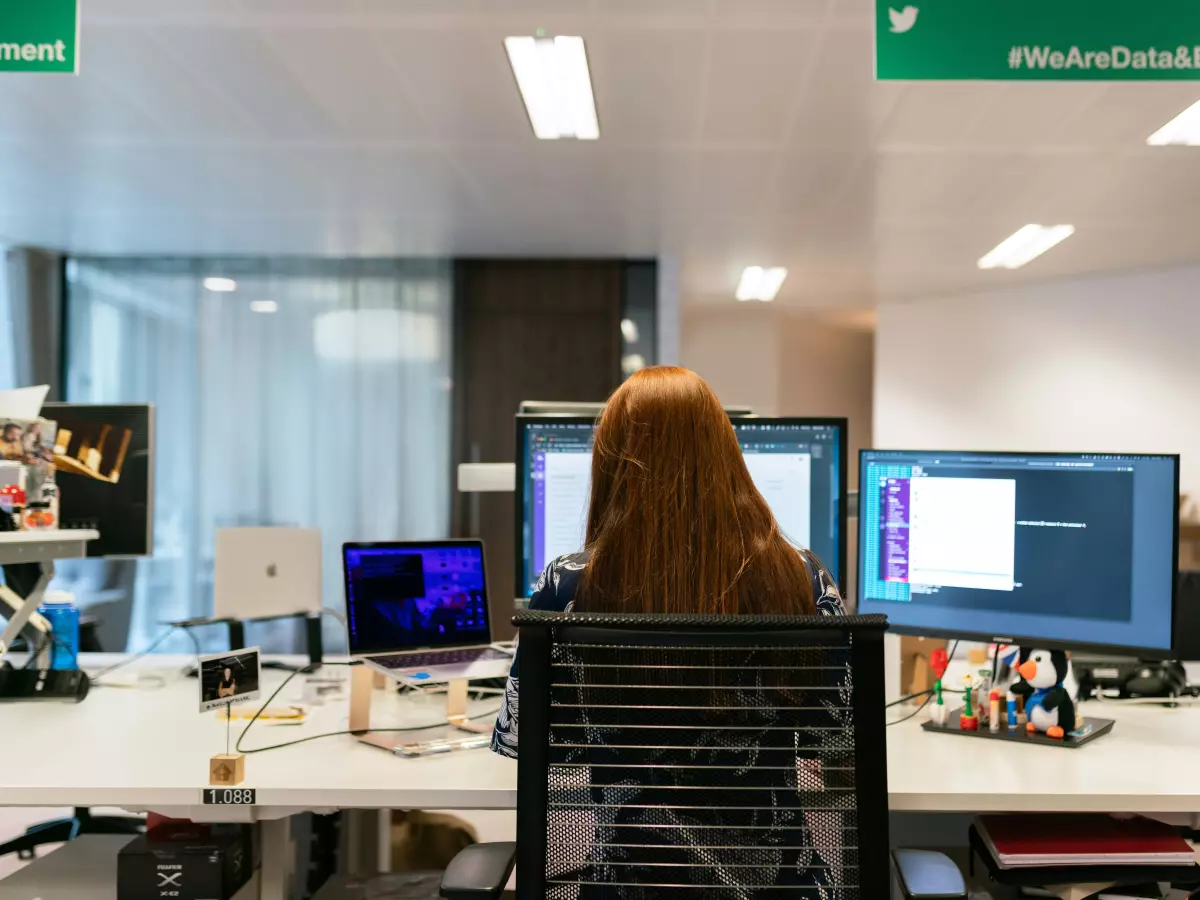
[{"xmin": 888, "ymin": 6, "xmax": 919, "ymax": 32}]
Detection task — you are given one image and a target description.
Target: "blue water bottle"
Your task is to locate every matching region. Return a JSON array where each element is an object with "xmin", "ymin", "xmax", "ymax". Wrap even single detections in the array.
[{"xmin": 38, "ymin": 591, "xmax": 79, "ymax": 671}]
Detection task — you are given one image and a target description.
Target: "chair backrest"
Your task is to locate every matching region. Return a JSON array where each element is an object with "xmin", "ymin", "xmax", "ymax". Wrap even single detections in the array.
[{"xmin": 514, "ymin": 610, "xmax": 889, "ymax": 900}]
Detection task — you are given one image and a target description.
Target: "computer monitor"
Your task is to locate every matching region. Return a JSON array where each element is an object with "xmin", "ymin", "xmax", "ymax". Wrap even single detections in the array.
[
  {"xmin": 342, "ymin": 540, "xmax": 491, "ymax": 656},
  {"xmin": 43, "ymin": 403, "xmax": 155, "ymax": 558},
  {"xmin": 514, "ymin": 415, "xmax": 847, "ymax": 598},
  {"xmin": 857, "ymin": 450, "xmax": 1180, "ymax": 656}
]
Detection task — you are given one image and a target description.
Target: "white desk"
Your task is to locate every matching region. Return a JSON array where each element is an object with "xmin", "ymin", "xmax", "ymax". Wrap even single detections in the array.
[
  {"xmin": 887, "ymin": 701, "xmax": 1200, "ymax": 815},
  {"xmin": 2, "ymin": 656, "xmax": 1199, "ymax": 818},
  {"xmin": 0, "ymin": 655, "xmax": 516, "ymax": 822},
  {"xmin": 3, "ymin": 654, "xmax": 1199, "ymax": 897}
]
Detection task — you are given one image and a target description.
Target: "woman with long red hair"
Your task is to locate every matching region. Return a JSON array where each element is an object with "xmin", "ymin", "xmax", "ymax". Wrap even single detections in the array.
[{"xmin": 492, "ymin": 366, "xmax": 844, "ymax": 757}]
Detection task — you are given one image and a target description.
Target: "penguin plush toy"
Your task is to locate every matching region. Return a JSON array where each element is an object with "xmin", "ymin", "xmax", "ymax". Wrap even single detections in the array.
[{"xmin": 1011, "ymin": 647, "xmax": 1075, "ymax": 740}]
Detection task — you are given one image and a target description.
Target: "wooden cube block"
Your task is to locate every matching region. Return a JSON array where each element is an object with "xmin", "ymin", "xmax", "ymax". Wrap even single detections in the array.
[{"xmin": 209, "ymin": 753, "xmax": 245, "ymax": 786}]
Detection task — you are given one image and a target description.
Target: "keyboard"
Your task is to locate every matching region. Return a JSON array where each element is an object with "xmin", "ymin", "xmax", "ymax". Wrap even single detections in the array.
[{"xmin": 370, "ymin": 647, "xmax": 511, "ymax": 670}]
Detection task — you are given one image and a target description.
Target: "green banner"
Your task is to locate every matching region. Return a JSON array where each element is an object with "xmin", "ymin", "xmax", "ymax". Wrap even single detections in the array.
[
  {"xmin": 0, "ymin": 0, "xmax": 78, "ymax": 74},
  {"xmin": 877, "ymin": 0, "xmax": 1200, "ymax": 80}
]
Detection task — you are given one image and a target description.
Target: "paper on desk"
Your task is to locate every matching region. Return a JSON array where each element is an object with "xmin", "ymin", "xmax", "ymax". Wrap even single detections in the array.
[{"xmin": 0, "ymin": 385, "xmax": 49, "ymax": 419}]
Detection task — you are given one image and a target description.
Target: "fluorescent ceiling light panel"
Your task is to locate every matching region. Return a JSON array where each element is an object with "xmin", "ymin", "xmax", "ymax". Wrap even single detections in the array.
[
  {"xmin": 203, "ymin": 277, "xmax": 237, "ymax": 292},
  {"xmin": 1147, "ymin": 100, "xmax": 1200, "ymax": 146},
  {"xmin": 505, "ymin": 35, "xmax": 599, "ymax": 140},
  {"xmin": 977, "ymin": 225, "xmax": 1075, "ymax": 270},
  {"xmin": 736, "ymin": 266, "xmax": 787, "ymax": 302},
  {"xmin": 249, "ymin": 300, "xmax": 278, "ymax": 314}
]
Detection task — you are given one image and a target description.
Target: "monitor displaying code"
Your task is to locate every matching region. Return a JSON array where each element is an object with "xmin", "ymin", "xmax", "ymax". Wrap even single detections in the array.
[
  {"xmin": 858, "ymin": 450, "xmax": 1178, "ymax": 652},
  {"xmin": 516, "ymin": 416, "xmax": 845, "ymax": 598}
]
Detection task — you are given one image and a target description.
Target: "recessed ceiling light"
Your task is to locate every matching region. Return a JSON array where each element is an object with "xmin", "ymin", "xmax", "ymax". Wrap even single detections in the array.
[
  {"xmin": 978, "ymin": 225, "xmax": 1075, "ymax": 270},
  {"xmin": 250, "ymin": 300, "xmax": 278, "ymax": 314},
  {"xmin": 620, "ymin": 318, "xmax": 639, "ymax": 343},
  {"xmin": 203, "ymin": 277, "xmax": 237, "ymax": 292},
  {"xmin": 504, "ymin": 35, "xmax": 599, "ymax": 140},
  {"xmin": 1147, "ymin": 100, "xmax": 1200, "ymax": 146},
  {"xmin": 736, "ymin": 266, "xmax": 787, "ymax": 302}
]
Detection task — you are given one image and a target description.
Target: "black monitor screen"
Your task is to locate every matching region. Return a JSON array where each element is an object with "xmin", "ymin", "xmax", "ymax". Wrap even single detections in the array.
[
  {"xmin": 857, "ymin": 450, "xmax": 1179, "ymax": 654},
  {"xmin": 515, "ymin": 415, "xmax": 847, "ymax": 598},
  {"xmin": 43, "ymin": 403, "xmax": 154, "ymax": 558},
  {"xmin": 343, "ymin": 541, "xmax": 490, "ymax": 655}
]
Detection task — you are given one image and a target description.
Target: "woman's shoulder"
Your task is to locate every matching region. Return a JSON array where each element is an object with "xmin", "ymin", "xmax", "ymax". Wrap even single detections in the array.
[
  {"xmin": 529, "ymin": 551, "xmax": 590, "ymax": 612},
  {"xmin": 798, "ymin": 548, "xmax": 846, "ymax": 616}
]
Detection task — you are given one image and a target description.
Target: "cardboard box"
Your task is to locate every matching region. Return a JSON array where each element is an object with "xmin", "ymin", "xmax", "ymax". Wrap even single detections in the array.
[
  {"xmin": 117, "ymin": 826, "xmax": 253, "ymax": 900},
  {"xmin": 899, "ymin": 635, "xmax": 948, "ymax": 697}
]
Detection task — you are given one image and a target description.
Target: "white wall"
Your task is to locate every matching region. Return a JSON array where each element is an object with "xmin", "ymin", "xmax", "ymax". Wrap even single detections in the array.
[
  {"xmin": 681, "ymin": 307, "xmax": 781, "ymax": 414},
  {"xmin": 682, "ymin": 307, "xmax": 875, "ymax": 605},
  {"xmin": 875, "ymin": 264, "xmax": 1200, "ymax": 496}
]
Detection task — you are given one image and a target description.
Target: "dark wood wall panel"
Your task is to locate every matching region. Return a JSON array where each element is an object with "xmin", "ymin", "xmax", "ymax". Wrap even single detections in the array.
[{"xmin": 452, "ymin": 260, "xmax": 624, "ymax": 637}]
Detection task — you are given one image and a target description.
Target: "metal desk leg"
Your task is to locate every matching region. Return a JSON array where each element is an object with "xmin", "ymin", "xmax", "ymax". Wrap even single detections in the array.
[
  {"xmin": 260, "ymin": 816, "xmax": 294, "ymax": 900},
  {"xmin": 339, "ymin": 808, "xmax": 388, "ymax": 876}
]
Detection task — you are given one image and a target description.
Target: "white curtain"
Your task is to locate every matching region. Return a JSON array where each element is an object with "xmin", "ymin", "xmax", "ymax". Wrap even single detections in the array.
[
  {"xmin": 0, "ymin": 247, "xmax": 16, "ymax": 390},
  {"xmin": 58, "ymin": 258, "xmax": 453, "ymax": 651}
]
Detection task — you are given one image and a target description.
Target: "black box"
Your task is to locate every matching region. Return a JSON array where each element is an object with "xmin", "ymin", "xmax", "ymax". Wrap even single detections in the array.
[{"xmin": 117, "ymin": 826, "xmax": 254, "ymax": 900}]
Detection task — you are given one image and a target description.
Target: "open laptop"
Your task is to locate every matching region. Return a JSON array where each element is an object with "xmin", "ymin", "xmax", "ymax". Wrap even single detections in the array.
[{"xmin": 342, "ymin": 539, "xmax": 513, "ymax": 683}]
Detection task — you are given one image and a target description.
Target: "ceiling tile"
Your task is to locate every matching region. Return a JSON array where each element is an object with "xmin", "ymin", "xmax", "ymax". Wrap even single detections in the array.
[{"xmin": 700, "ymin": 28, "xmax": 818, "ymax": 144}]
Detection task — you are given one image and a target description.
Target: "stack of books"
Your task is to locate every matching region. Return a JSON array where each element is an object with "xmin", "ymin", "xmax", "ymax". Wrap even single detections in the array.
[{"xmin": 976, "ymin": 814, "xmax": 1197, "ymax": 868}]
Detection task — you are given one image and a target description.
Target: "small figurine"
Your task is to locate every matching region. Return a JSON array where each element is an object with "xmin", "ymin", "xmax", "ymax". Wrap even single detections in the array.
[
  {"xmin": 928, "ymin": 646, "xmax": 950, "ymax": 725},
  {"xmin": 1010, "ymin": 647, "xmax": 1075, "ymax": 740},
  {"xmin": 960, "ymin": 674, "xmax": 979, "ymax": 731}
]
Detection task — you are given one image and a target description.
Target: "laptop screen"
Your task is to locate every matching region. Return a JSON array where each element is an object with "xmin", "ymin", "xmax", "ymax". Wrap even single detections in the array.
[{"xmin": 342, "ymin": 541, "xmax": 490, "ymax": 655}]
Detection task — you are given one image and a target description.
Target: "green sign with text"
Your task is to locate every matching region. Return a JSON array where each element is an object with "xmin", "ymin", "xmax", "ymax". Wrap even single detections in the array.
[
  {"xmin": 876, "ymin": 0, "xmax": 1200, "ymax": 80},
  {"xmin": 0, "ymin": 0, "xmax": 78, "ymax": 73}
]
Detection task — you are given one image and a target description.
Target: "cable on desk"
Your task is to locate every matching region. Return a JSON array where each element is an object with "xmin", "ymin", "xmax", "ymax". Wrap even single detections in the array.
[
  {"xmin": 88, "ymin": 623, "xmax": 204, "ymax": 684},
  {"xmin": 887, "ymin": 640, "xmax": 959, "ymax": 727},
  {"xmin": 22, "ymin": 629, "xmax": 76, "ymax": 670},
  {"xmin": 234, "ymin": 661, "xmax": 503, "ymax": 755}
]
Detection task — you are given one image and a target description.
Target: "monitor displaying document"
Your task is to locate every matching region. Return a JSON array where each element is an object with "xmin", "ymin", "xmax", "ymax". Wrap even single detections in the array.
[{"xmin": 515, "ymin": 415, "xmax": 846, "ymax": 598}]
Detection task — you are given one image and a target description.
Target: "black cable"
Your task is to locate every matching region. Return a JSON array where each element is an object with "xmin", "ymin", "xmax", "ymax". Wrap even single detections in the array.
[
  {"xmin": 887, "ymin": 640, "xmax": 959, "ymax": 727},
  {"xmin": 884, "ymin": 686, "xmax": 963, "ymax": 709},
  {"xmin": 235, "ymin": 662, "xmax": 503, "ymax": 755}
]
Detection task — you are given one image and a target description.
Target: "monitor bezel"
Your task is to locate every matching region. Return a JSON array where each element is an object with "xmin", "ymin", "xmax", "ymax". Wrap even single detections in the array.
[
  {"xmin": 341, "ymin": 538, "xmax": 491, "ymax": 656},
  {"xmin": 514, "ymin": 413, "xmax": 850, "ymax": 601},
  {"xmin": 856, "ymin": 448, "xmax": 1182, "ymax": 658}
]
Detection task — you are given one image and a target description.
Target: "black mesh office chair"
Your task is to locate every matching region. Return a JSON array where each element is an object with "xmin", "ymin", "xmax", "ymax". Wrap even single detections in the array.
[{"xmin": 440, "ymin": 610, "xmax": 965, "ymax": 899}]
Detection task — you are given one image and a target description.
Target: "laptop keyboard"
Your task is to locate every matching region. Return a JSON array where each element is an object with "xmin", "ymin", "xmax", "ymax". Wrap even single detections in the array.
[{"xmin": 373, "ymin": 647, "xmax": 511, "ymax": 670}]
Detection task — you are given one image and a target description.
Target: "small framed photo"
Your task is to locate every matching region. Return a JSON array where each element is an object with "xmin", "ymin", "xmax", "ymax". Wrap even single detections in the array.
[{"xmin": 199, "ymin": 647, "xmax": 262, "ymax": 713}]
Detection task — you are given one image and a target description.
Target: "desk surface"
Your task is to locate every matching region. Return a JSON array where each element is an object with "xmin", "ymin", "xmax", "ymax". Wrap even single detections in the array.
[
  {"xmin": 0, "ymin": 655, "xmax": 517, "ymax": 822},
  {"xmin": 1, "ymin": 655, "xmax": 1198, "ymax": 818}
]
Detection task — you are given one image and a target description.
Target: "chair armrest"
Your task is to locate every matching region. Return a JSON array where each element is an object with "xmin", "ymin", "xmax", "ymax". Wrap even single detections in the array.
[
  {"xmin": 440, "ymin": 841, "xmax": 517, "ymax": 900},
  {"xmin": 892, "ymin": 849, "xmax": 967, "ymax": 899}
]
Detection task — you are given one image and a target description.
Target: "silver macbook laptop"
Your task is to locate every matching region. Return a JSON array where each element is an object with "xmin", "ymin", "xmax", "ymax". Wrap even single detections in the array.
[
  {"xmin": 214, "ymin": 527, "xmax": 323, "ymax": 620},
  {"xmin": 342, "ymin": 539, "xmax": 512, "ymax": 683}
]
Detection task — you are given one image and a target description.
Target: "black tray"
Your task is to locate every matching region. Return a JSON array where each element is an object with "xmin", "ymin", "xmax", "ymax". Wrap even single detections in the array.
[
  {"xmin": 968, "ymin": 823, "xmax": 1200, "ymax": 888},
  {"xmin": 921, "ymin": 706, "xmax": 1114, "ymax": 748}
]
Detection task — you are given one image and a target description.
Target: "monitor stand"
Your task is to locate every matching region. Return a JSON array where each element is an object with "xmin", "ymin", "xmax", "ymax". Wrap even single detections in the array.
[{"xmin": 348, "ymin": 665, "xmax": 491, "ymax": 756}]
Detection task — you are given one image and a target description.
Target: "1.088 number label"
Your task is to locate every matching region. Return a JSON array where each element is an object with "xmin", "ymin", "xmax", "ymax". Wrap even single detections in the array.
[{"xmin": 203, "ymin": 788, "xmax": 256, "ymax": 805}]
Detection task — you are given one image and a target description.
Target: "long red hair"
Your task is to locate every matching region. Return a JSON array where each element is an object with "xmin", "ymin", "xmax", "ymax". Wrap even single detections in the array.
[{"xmin": 576, "ymin": 366, "xmax": 815, "ymax": 616}]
